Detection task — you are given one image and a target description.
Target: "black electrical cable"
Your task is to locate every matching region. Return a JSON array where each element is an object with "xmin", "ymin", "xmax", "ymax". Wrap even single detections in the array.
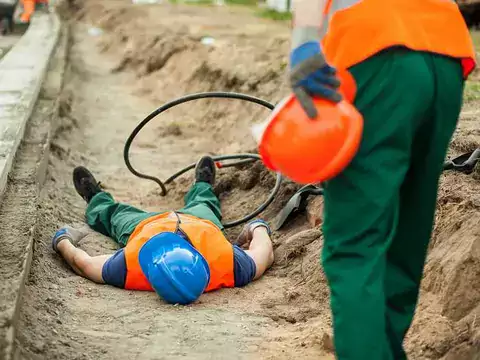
[{"xmin": 123, "ymin": 92, "xmax": 282, "ymax": 228}]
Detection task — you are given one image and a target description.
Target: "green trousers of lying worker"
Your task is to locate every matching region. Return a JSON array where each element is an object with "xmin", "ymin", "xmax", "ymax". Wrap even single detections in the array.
[
  {"xmin": 85, "ymin": 182, "xmax": 223, "ymax": 246},
  {"xmin": 321, "ymin": 48, "xmax": 464, "ymax": 359}
]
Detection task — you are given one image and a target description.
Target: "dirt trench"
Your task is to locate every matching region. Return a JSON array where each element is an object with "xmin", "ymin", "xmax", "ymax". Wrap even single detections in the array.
[
  {"xmin": 12, "ymin": 1, "xmax": 480, "ymax": 359},
  {"xmin": 12, "ymin": 4, "xmax": 331, "ymax": 360}
]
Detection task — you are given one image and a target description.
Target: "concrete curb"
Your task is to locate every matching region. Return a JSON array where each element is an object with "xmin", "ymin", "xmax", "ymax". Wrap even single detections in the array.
[
  {"xmin": 0, "ymin": 13, "xmax": 60, "ymax": 203},
  {"xmin": 0, "ymin": 12, "xmax": 63, "ymax": 360}
]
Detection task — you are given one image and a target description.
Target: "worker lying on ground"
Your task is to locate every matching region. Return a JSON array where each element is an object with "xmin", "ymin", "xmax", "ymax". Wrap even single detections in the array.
[
  {"xmin": 52, "ymin": 156, "xmax": 274, "ymax": 304},
  {"xmin": 289, "ymin": 0, "xmax": 475, "ymax": 358}
]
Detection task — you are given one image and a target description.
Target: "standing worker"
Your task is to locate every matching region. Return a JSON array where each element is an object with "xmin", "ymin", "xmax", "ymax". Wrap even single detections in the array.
[
  {"xmin": 19, "ymin": 0, "xmax": 48, "ymax": 24},
  {"xmin": 289, "ymin": 0, "xmax": 475, "ymax": 358}
]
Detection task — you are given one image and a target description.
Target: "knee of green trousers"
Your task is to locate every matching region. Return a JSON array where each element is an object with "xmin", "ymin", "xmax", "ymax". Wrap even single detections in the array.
[
  {"xmin": 179, "ymin": 182, "xmax": 223, "ymax": 230},
  {"xmin": 178, "ymin": 205, "xmax": 223, "ymax": 230},
  {"xmin": 85, "ymin": 192, "xmax": 158, "ymax": 246},
  {"xmin": 85, "ymin": 192, "xmax": 117, "ymax": 237}
]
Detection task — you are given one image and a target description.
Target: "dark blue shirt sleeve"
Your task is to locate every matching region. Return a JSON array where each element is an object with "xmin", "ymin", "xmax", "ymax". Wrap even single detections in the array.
[
  {"xmin": 102, "ymin": 248, "xmax": 127, "ymax": 289},
  {"xmin": 232, "ymin": 245, "xmax": 257, "ymax": 287}
]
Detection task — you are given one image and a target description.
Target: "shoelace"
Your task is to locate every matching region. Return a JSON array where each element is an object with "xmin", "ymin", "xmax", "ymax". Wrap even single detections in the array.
[{"xmin": 81, "ymin": 179, "xmax": 102, "ymax": 198}]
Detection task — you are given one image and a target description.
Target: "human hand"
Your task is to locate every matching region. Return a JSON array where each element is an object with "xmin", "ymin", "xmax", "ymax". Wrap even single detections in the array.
[
  {"xmin": 52, "ymin": 224, "xmax": 92, "ymax": 252},
  {"xmin": 290, "ymin": 41, "xmax": 342, "ymax": 118},
  {"xmin": 236, "ymin": 220, "xmax": 272, "ymax": 248}
]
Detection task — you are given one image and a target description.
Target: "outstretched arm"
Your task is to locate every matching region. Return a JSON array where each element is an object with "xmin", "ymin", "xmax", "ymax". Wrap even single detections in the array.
[
  {"xmin": 52, "ymin": 225, "xmax": 110, "ymax": 284},
  {"xmin": 57, "ymin": 239, "xmax": 109, "ymax": 284},
  {"xmin": 237, "ymin": 220, "xmax": 274, "ymax": 280},
  {"xmin": 244, "ymin": 227, "xmax": 274, "ymax": 280}
]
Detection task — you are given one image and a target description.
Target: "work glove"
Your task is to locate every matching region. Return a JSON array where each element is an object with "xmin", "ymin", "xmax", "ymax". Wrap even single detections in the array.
[
  {"xmin": 52, "ymin": 224, "xmax": 92, "ymax": 253},
  {"xmin": 290, "ymin": 41, "xmax": 342, "ymax": 119},
  {"xmin": 236, "ymin": 219, "xmax": 272, "ymax": 248}
]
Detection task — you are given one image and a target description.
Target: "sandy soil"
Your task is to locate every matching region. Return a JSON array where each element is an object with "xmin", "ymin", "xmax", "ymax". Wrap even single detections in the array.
[{"xmin": 12, "ymin": 1, "xmax": 480, "ymax": 359}]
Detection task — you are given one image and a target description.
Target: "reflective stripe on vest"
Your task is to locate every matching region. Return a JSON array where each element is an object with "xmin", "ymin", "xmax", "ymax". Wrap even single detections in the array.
[
  {"xmin": 124, "ymin": 212, "xmax": 235, "ymax": 292},
  {"xmin": 321, "ymin": 0, "xmax": 476, "ymax": 78}
]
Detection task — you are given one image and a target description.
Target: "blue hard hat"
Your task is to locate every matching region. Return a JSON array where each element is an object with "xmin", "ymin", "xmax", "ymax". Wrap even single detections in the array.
[{"xmin": 138, "ymin": 232, "xmax": 210, "ymax": 305}]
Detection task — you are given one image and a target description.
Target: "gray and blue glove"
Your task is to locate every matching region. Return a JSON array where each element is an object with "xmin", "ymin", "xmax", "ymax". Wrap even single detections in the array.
[
  {"xmin": 246, "ymin": 219, "xmax": 272, "ymax": 236},
  {"xmin": 236, "ymin": 219, "xmax": 272, "ymax": 248},
  {"xmin": 290, "ymin": 41, "xmax": 342, "ymax": 119},
  {"xmin": 52, "ymin": 224, "xmax": 91, "ymax": 253}
]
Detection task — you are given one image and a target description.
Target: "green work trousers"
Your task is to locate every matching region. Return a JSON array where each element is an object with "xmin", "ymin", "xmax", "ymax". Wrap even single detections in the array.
[
  {"xmin": 85, "ymin": 182, "xmax": 223, "ymax": 246},
  {"xmin": 322, "ymin": 48, "xmax": 464, "ymax": 360}
]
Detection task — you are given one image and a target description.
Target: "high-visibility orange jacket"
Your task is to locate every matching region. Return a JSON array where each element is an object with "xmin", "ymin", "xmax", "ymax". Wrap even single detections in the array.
[
  {"xmin": 124, "ymin": 212, "xmax": 235, "ymax": 292},
  {"xmin": 321, "ymin": 0, "xmax": 476, "ymax": 78}
]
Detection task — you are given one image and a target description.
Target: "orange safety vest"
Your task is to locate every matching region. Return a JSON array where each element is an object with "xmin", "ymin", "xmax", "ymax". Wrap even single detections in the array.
[
  {"xmin": 123, "ymin": 212, "xmax": 235, "ymax": 292},
  {"xmin": 321, "ymin": 0, "xmax": 476, "ymax": 78}
]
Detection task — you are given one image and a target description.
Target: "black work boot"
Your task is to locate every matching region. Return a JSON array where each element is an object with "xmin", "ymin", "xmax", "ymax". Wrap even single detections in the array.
[
  {"xmin": 195, "ymin": 156, "xmax": 216, "ymax": 185},
  {"xmin": 73, "ymin": 166, "xmax": 102, "ymax": 203}
]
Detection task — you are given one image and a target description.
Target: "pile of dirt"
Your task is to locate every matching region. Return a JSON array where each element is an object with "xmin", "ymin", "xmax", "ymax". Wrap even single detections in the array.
[
  {"xmin": 60, "ymin": 0, "xmax": 289, "ymax": 152},
  {"xmin": 15, "ymin": 0, "xmax": 480, "ymax": 358}
]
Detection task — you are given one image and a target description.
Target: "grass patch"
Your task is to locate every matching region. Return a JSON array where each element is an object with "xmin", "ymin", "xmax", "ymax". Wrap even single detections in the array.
[
  {"xmin": 257, "ymin": 8, "xmax": 292, "ymax": 21},
  {"xmin": 225, "ymin": 0, "xmax": 257, "ymax": 5},
  {"xmin": 464, "ymin": 30, "xmax": 480, "ymax": 102},
  {"xmin": 169, "ymin": 0, "xmax": 214, "ymax": 5},
  {"xmin": 470, "ymin": 30, "xmax": 480, "ymax": 49},
  {"xmin": 464, "ymin": 80, "xmax": 480, "ymax": 102}
]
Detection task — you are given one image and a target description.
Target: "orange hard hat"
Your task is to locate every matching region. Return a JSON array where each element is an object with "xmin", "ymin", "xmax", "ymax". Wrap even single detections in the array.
[{"xmin": 257, "ymin": 71, "xmax": 363, "ymax": 184}]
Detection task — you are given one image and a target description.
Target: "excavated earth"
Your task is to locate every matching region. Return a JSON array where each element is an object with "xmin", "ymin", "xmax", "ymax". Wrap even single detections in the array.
[{"xmin": 10, "ymin": 0, "xmax": 480, "ymax": 359}]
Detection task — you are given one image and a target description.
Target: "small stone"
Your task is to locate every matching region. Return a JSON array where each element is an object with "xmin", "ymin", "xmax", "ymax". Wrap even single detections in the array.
[
  {"xmin": 284, "ymin": 315, "xmax": 297, "ymax": 324},
  {"xmin": 60, "ymin": 339, "xmax": 71, "ymax": 347},
  {"xmin": 320, "ymin": 332, "xmax": 334, "ymax": 352},
  {"xmin": 160, "ymin": 123, "xmax": 182, "ymax": 136},
  {"xmin": 285, "ymin": 290, "xmax": 300, "ymax": 300},
  {"xmin": 263, "ymin": 302, "xmax": 275, "ymax": 309},
  {"xmin": 306, "ymin": 197, "xmax": 324, "ymax": 228},
  {"xmin": 32, "ymin": 341, "xmax": 45, "ymax": 353}
]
